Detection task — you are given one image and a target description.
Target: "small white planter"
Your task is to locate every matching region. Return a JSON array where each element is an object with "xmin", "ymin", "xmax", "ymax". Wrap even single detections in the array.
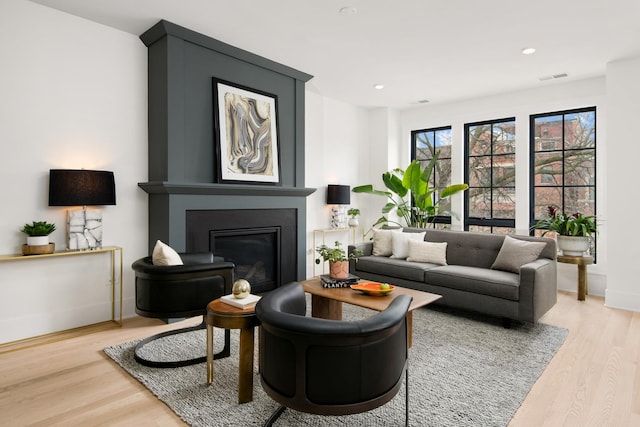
[
  {"xmin": 27, "ymin": 236, "xmax": 50, "ymax": 246},
  {"xmin": 557, "ymin": 235, "xmax": 589, "ymax": 256},
  {"xmin": 348, "ymin": 217, "xmax": 359, "ymax": 228}
]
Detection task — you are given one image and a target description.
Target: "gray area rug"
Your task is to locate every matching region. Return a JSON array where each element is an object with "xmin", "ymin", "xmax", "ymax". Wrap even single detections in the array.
[{"xmin": 104, "ymin": 304, "xmax": 567, "ymax": 426}]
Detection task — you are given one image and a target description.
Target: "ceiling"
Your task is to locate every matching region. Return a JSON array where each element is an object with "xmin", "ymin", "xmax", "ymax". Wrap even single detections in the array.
[{"xmin": 30, "ymin": 0, "xmax": 640, "ymax": 109}]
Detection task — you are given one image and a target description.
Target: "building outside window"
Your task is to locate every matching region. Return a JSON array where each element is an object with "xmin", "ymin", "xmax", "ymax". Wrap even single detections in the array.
[
  {"xmin": 529, "ymin": 107, "xmax": 596, "ymax": 254},
  {"xmin": 464, "ymin": 118, "xmax": 516, "ymax": 234},
  {"xmin": 411, "ymin": 126, "xmax": 452, "ymax": 227}
]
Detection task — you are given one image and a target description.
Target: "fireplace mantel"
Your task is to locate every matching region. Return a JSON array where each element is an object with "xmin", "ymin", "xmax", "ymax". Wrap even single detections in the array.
[{"xmin": 139, "ymin": 181, "xmax": 315, "ymax": 197}]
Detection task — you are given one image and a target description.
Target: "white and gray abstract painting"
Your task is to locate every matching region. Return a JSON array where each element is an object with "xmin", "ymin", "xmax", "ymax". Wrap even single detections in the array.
[{"xmin": 217, "ymin": 82, "xmax": 279, "ymax": 183}]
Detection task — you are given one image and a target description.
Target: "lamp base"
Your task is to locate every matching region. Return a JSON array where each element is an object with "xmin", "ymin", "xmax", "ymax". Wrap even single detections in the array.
[
  {"xmin": 67, "ymin": 208, "xmax": 103, "ymax": 250},
  {"xmin": 330, "ymin": 206, "xmax": 348, "ymax": 229}
]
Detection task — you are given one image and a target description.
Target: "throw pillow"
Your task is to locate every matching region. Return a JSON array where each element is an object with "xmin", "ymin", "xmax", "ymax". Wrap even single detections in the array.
[
  {"xmin": 407, "ymin": 240, "xmax": 448, "ymax": 265},
  {"xmin": 491, "ymin": 235, "xmax": 546, "ymax": 273},
  {"xmin": 152, "ymin": 240, "xmax": 183, "ymax": 266},
  {"xmin": 372, "ymin": 228, "xmax": 402, "ymax": 256},
  {"xmin": 391, "ymin": 231, "xmax": 426, "ymax": 259}
]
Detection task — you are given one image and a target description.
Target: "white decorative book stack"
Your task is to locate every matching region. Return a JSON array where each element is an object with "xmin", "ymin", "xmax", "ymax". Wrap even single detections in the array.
[{"xmin": 221, "ymin": 294, "xmax": 261, "ymax": 309}]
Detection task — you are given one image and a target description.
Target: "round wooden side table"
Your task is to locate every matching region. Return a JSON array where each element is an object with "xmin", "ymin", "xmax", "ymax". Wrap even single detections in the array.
[
  {"xmin": 206, "ymin": 298, "xmax": 260, "ymax": 403},
  {"xmin": 557, "ymin": 255, "xmax": 594, "ymax": 301}
]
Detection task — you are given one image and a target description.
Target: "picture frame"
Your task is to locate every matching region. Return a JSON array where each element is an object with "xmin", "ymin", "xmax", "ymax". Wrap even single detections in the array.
[{"xmin": 213, "ymin": 78, "xmax": 280, "ymax": 184}]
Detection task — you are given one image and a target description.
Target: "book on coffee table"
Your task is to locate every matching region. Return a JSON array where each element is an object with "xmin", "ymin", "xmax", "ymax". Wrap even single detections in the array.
[
  {"xmin": 220, "ymin": 293, "xmax": 261, "ymax": 309},
  {"xmin": 320, "ymin": 274, "xmax": 360, "ymax": 288}
]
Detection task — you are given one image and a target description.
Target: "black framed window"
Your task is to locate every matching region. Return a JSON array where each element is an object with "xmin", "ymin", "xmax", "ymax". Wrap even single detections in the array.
[
  {"xmin": 530, "ymin": 107, "xmax": 596, "ymax": 248},
  {"xmin": 411, "ymin": 126, "xmax": 452, "ymax": 227},
  {"xmin": 464, "ymin": 118, "xmax": 516, "ymax": 234}
]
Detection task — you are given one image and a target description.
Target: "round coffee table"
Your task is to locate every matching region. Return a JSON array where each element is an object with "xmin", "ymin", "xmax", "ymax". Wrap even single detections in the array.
[{"xmin": 206, "ymin": 298, "xmax": 260, "ymax": 403}]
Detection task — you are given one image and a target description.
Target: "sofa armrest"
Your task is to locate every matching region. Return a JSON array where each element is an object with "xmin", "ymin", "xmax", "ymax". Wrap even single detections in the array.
[
  {"xmin": 349, "ymin": 242, "xmax": 373, "ymax": 256},
  {"xmin": 519, "ymin": 258, "xmax": 557, "ymax": 322},
  {"xmin": 348, "ymin": 242, "xmax": 372, "ymax": 273}
]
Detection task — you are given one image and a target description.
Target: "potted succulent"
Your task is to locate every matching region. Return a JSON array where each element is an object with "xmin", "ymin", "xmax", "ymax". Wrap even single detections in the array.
[
  {"xmin": 347, "ymin": 208, "xmax": 360, "ymax": 228},
  {"xmin": 315, "ymin": 241, "xmax": 362, "ymax": 279},
  {"xmin": 531, "ymin": 205, "xmax": 597, "ymax": 256},
  {"xmin": 21, "ymin": 220, "xmax": 57, "ymax": 255}
]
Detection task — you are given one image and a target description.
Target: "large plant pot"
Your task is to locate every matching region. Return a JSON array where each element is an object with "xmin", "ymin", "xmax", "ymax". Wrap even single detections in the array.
[
  {"xmin": 329, "ymin": 260, "xmax": 349, "ymax": 279},
  {"xmin": 557, "ymin": 235, "xmax": 589, "ymax": 256}
]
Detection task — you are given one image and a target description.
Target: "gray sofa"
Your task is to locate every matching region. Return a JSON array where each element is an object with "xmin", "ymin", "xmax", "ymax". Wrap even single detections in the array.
[{"xmin": 348, "ymin": 228, "xmax": 557, "ymax": 324}]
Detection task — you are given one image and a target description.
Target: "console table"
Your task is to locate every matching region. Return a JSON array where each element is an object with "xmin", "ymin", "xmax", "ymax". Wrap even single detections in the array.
[
  {"xmin": 0, "ymin": 246, "xmax": 123, "ymax": 350},
  {"xmin": 557, "ymin": 255, "xmax": 593, "ymax": 301}
]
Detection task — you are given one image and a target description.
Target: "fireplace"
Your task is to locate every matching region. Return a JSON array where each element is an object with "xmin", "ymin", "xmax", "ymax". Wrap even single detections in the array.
[
  {"xmin": 139, "ymin": 21, "xmax": 315, "ymax": 286},
  {"xmin": 186, "ymin": 209, "xmax": 297, "ymax": 293}
]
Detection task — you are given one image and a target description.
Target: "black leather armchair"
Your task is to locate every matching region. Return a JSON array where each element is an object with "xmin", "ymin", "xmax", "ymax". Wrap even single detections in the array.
[
  {"xmin": 132, "ymin": 252, "xmax": 234, "ymax": 368},
  {"xmin": 255, "ymin": 282, "xmax": 413, "ymax": 426}
]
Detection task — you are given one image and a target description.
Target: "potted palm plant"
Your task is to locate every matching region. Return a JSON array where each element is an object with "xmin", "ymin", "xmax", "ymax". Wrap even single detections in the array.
[
  {"xmin": 353, "ymin": 152, "xmax": 468, "ymax": 229},
  {"xmin": 315, "ymin": 241, "xmax": 361, "ymax": 279},
  {"xmin": 531, "ymin": 205, "xmax": 597, "ymax": 256}
]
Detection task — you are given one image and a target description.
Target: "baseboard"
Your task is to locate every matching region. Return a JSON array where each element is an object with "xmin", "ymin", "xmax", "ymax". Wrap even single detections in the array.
[
  {"xmin": 605, "ymin": 289, "xmax": 640, "ymax": 312},
  {"xmin": 0, "ymin": 320, "xmax": 119, "ymax": 354}
]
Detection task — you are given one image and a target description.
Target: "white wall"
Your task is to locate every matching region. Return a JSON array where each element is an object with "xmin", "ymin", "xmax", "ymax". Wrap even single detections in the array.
[
  {"xmin": 305, "ymin": 91, "xmax": 369, "ymax": 276},
  {"xmin": 0, "ymin": 0, "xmax": 147, "ymax": 342},
  {"xmin": 605, "ymin": 56, "xmax": 640, "ymax": 311}
]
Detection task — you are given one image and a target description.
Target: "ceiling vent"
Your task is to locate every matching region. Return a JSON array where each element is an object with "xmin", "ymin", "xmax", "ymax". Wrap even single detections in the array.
[{"xmin": 539, "ymin": 73, "xmax": 568, "ymax": 81}]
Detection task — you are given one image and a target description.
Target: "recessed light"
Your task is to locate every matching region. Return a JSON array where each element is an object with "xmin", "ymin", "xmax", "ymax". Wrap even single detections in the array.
[
  {"xmin": 373, "ymin": 84, "xmax": 384, "ymax": 90},
  {"xmin": 521, "ymin": 47, "xmax": 536, "ymax": 55},
  {"xmin": 339, "ymin": 6, "xmax": 357, "ymax": 15}
]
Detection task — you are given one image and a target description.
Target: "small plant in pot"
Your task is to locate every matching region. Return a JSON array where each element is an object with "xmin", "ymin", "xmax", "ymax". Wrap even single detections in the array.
[
  {"xmin": 531, "ymin": 205, "xmax": 597, "ymax": 256},
  {"xmin": 347, "ymin": 208, "xmax": 360, "ymax": 228},
  {"xmin": 315, "ymin": 241, "xmax": 362, "ymax": 279},
  {"xmin": 21, "ymin": 221, "xmax": 56, "ymax": 255}
]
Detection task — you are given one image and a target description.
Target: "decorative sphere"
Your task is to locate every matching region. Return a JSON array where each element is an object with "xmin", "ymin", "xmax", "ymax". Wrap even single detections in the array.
[{"xmin": 232, "ymin": 279, "xmax": 251, "ymax": 299}]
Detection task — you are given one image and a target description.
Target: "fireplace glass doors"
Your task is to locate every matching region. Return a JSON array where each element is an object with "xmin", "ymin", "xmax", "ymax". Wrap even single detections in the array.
[{"xmin": 210, "ymin": 227, "xmax": 279, "ymax": 294}]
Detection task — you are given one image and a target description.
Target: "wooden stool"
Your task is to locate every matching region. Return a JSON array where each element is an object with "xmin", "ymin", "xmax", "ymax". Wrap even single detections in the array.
[{"xmin": 206, "ymin": 299, "xmax": 260, "ymax": 403}]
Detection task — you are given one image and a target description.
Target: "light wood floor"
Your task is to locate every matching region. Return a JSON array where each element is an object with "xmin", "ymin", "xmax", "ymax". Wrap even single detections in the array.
[{"xmin": 1, "ymin": 291, "xmax": 638, "ymax": 426}]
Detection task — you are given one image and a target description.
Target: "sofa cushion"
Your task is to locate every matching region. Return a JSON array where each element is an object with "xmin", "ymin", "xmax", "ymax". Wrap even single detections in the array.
[
  {"xmin": 425, "ymin": 265, "xmax": 520, "ymax": 301},
  {"xmin": 407, "ymin": 240, "xmax": 448, "ymax": 265},
  {"xmin": 371, "ymin": 228, "xmax": 401, "ymax": 256},
  {"xmin": 354, "ymin": 256, "xmax": 437, "ymax": 282},
  {"xmin": 390, "ymin": 231, "xmax": 426, "ymax": 259},
  {"xmin": 491, "ymin": 235, "xmax": 546, "ymax": 273}
]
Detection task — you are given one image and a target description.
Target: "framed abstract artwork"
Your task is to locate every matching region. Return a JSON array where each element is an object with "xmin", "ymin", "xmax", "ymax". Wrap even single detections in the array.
[{"xmin": 213, "ymin": 78, "xmax": 280, "ymax": 184}]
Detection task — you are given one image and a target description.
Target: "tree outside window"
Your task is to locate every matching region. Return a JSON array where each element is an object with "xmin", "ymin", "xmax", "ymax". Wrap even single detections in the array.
[
  {"xmin": 464, "ymin": 118, "xmax": 516, "ymax": 234},
  {"xmin": 411, "ymin": 126, "xmax": 452, "ymax": 227},
  {"xmin": 530, "ymin": 107, "xmax": 596, "ymax": 256}
]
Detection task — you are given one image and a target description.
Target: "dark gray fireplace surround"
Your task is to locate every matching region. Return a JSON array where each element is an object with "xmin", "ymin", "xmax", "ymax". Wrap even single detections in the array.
[{"xmin": 138, "ymin": 20, "xmax": 315, "ymax": 285}]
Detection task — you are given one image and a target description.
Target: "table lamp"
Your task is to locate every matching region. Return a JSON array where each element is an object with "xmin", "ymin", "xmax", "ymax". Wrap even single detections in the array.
[
  {"xmin": 49, "ymin": 169, "xmax": 116, "ymax": 250},
  {"xmin": 326, "ymin": 184, "xmax": 350, "ymax": 228}
]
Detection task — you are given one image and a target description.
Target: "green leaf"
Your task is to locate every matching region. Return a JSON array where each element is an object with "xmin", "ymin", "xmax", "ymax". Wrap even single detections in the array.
[
  {"xmin": 381, "ymin": 202, "xmax": 396, "ymax": 213},
  {"xmin": 383, "ymin": 173, "xmax": 407, "ymax": 198},
  {"xmin": 440, "ymin": 183, "xmax": 469, "ymax": 198}
]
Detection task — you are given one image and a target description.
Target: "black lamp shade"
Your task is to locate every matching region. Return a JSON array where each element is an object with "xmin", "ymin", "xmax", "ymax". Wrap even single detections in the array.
[
  {"xmin": 326, "ymin": 184, "xmax": 350, "ymax": 205},
  {"xmin": 49, "ymin": 169, "xmax": 116, "ymax": 206}
]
